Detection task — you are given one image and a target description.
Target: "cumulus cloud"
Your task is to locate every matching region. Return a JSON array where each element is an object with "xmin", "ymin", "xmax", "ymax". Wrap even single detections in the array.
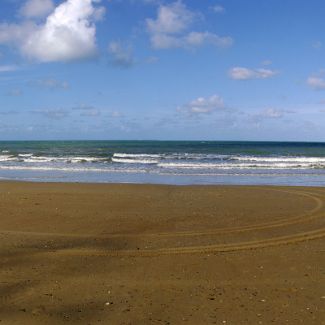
[
  {"xmin": 228, "ymin": 67, "xmax": 278, "ymax": 80},
  {"xmin": 147, "ymin": 1, "xmax": 194, "ymax": 35},
  {"xmin": 178, "ymin": 95, "xmax": 225, "ymax": 116},
  {"xmin": 108, "ymin": 41, "xmax": 134, "ymax": 68},
  {"xmin": 0, "ymin": 0, "xmax": 105, "ymax": 62},
  {"xmin": 20, "ymin": 0, "xmax": 54, "ymax": 19},
  {"xmin": 307, "ymin": 76, "xmax": 325, "ymax": 90},
  {"xmin": 0, "ymin": 21, "xmax": 36, "ymax": 45},
  {"xmin": 146, "ymin": 1, "xmax": 232, "ymax": 49}
]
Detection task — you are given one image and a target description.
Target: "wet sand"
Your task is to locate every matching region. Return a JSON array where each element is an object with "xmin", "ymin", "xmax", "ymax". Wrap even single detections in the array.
[{"xmin": 0, "ymin": 182, "xmax": 324, "ymax": 324}]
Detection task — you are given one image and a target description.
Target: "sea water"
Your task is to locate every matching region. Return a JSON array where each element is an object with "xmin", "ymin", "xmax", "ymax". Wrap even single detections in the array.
[{"xmin": 1, "ymin": 140, "xmax": 325, "ymax": 186}]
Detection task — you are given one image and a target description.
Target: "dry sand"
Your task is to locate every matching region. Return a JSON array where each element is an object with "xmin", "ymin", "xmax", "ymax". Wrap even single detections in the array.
[{"xmin": 0, "ymin": 182, "xmax": 324, "ymax": 324}]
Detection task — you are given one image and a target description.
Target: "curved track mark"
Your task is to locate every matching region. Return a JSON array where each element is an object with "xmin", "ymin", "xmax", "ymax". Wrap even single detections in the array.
[
  {"xmin": 1, "ymin": 189, "xmax": 323, "ymax": 239},
  {"xmin": 51, "ymin": 227, "xmax": 325, "ymax": 257}
]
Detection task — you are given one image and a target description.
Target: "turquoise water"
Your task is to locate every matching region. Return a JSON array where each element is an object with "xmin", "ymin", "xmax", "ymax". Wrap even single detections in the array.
[{"xmin": 1, "ymin": 140, "xmax": 325, "ymax": 186}]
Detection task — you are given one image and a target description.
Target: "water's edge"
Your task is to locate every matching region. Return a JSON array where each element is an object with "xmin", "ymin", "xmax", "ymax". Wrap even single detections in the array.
[{"xmin": 1, "ymin": 141, "xmax": 325, "ymax": 186}]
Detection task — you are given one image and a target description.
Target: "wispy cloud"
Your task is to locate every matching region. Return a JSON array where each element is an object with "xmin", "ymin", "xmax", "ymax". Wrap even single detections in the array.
[
  {"xmin": 108, "ymin": 41, "xmax": 134, "ymax": 68},
  {"xmin": 146, "ymin": 1, "xmax": 232, "ymax": 50},
  {"xmin": 250, "ymin": 108, "xmax": 295, "ymax": 123},
  {"xmin": 0, "ymin": 110, "xmax": 19, "ymax": 115},
  {"xmin": 6, "ymin": 89, "xmax": 23, "ymax": 97},
  {"xmin": 261, "ymin": 60, "xmax": 272, "ymax": 66},
  {"xmin": 228, "ymin": 67, "xmax": 278, "ymax": 80},
  {"xmin": 178, "ymin": 94, "xmax": 225, "ymax": 116},
  {"xmin": 32, "ymin": 108, "xmax": 70, "ymax": 120},
  {"xmin": 210, "ymin": 5, "xmax": 225, "ymax": 13},
  {"xmin": 72, "ymin": 104, "xmax": 101, "ymax": 117},
  {"xmin": 0, "ymin": 65, "xmax": 18, "ymax": 72},
  {"xmin": 110, "ymin": 110, "xmax": 123, "ymax": 118},
  {"xmin": 36, "ymin": 78, "xmax": 69, "ymax": 90},
  {"xmin": 312, "ymin": 41, "xmax": 322, "ymax": 49},
  {"xmin": 258, "ymin": 108, "xmax": 285, "ymax": 119},
  {"xmin": 307, "ymin": 75, "xmax": 325, "ymax": 90}
]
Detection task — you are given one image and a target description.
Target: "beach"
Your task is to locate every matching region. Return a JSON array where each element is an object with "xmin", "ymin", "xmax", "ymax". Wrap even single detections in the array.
[
  {"xmin": 1, "ymin": 0, "xmax": 325, "ymax": 322},
  {"xmin": 0, "ymin": 182, "xmax": 324, "ymax": 324}
]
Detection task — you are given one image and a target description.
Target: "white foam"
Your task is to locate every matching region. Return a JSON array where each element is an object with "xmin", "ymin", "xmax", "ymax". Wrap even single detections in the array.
[
  {"xmin": 158, "ymin": 162, "xmax": 325, "ymax": 170},
  {"xmin": 231, "ymin": 156, "xmax": 325, "ymax": 163},
  {"xmin": 0, "ymin": 165, "xmax": 147, "ymax": 174},
  {"xmin": 113, "ymin": 153, "xmax": 161, "ymax": 159},
  {"xmin": 0, "ymin": 155, "xmax": 16, "ymax": 161},
  {"xmin": 20, "ymin": 156, "xmax": 107, "ymax": 163},
  {"xmin": 112, "ymin": 157, "xmax": 158, "ymax": 164}
]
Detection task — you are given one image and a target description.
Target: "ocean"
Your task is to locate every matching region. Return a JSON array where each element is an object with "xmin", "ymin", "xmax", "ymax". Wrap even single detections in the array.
[{"xmin": 1, "ymin": 140, "xmax": 325, "ymax": 186}]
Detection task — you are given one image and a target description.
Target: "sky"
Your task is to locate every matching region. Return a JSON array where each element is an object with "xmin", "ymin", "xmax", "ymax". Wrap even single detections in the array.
[{"xmin": 0, "ymin": 0, "xmax": 325, "ymax": 141}]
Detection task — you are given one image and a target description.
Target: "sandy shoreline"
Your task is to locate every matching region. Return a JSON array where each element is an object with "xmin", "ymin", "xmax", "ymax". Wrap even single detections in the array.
[{"xmin": 0, "ymin": 182, "xmax": 324, "ymax": 324}]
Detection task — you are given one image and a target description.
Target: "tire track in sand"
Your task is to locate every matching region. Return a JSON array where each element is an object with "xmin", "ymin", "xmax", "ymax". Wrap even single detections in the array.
[
  {"xmin": 49, "ymin": 226, "xmax": 325, "ymax": 257},
  {"xmin": 1, "ymin": 188, "xmax": 325, "ymax": 255},
  {"xmin": 1, "ymin": 188, "xmax": 323, "ymax": 239}
]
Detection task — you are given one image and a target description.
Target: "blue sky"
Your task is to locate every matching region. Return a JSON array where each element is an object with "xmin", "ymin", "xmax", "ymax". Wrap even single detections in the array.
[{"xmin": 0, "ymin": 0, "xmax": 325, "ymax": 141}]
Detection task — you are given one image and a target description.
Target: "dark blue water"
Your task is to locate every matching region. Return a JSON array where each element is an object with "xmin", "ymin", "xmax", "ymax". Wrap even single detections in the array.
[{"xmin": 1, "ymin": 141, "xmax": 325, "ymax": 186}]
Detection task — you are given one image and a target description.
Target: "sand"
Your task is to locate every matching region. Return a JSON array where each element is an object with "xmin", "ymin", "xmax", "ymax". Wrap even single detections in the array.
[{"xmin": 0, "ymin": 182, "xmax": 324, "ymax": 324}]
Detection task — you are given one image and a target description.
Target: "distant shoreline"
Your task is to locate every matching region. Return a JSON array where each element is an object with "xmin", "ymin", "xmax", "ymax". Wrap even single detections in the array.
[
  {"xmin": 1, "ymin": 140, "xmax": 325, "ymax": 186},
  {"xmin": 1, "ymin": 179, "xmax": 325, "ymax": 188}
]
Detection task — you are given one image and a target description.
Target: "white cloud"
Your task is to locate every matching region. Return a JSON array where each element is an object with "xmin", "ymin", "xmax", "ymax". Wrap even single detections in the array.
[
  {"xmin": 37, "ymin": 78, "xmax": 69, "ymax": 89},
  {"xmin": 20, "ymin": 0, "xmax": 54, "ymax": 19},
  {"xmin": 146, "ymin": 56, "xmax": 159, "ymax": 64},
  {"xmin": 110, "ymin": 110, "xmax": 123, "ymax": 118},
  {"xmin": 178, "ymin": 95, "xmax": 225, "ymax": 115},
  {"xmin": 32, "ymin": 108, "xmax": 70, "ymax": 120},
  {"xmin": 312, "ymin": 41, "xmax": 322, "ymax": 49},
  {"xmin": 0, "ymin": 65, "xmax": 18, "ymax": 72},
  {"xmin": 108, "ymin": 41, "xmax": 134, "ymax": 68},
  {"xmin": 72, "ymin": 104, "xmax": 101, "ymax": 117},
  {"xmin": 0, "ymin": 22, "xmax": 37, "ymax": 45},
  {"xmin": 307, "ymin": 76, "xmax": 325, "ymax": 90},
  {"xmin": 261, "ymin": 60, "xmax": 272, "ymax": 66},
  {"xmin": 185, "ymin": 31, "xmax": 232, "ymax": 48},
  {"xmin": 260, "ymin": 108, "xmax": 284, "ymax": 119},
  {"xmin": 147, "ymin": 1, "xmax": 194, "ymax": 35},
  {"xmin": 6, "ymin": 89, "xmax": 23, "ymax": 97},
  {"xmin": 146, "ymin": 1, "xmax": 232, "ymax": 50},
  {"xmin": 251, "ymin": 108, "xmax": 295, "ymax": 122},
  {"xmin": 149, "ymin": 33, "xmax": 180, "ymax": 49},
  {"xmin": 0, "ymin": 0, "xmax": 105, "ymax": 62},
  {"xmin": 211, "ymin": 5, "xmax": 225, "ymax": 13},
  {"xmin": 229, "ymin": 67, "xmax": 278, "ymax": 80}
]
